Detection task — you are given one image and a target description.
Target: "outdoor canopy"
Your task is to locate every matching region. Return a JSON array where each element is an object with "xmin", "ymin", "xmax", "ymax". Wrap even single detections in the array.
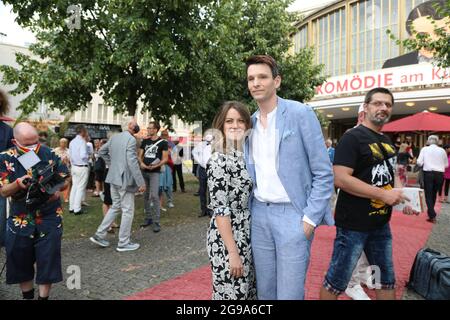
[{"xmin": 382, "ymin": 111, "xmax": 450, "ymax": 132}]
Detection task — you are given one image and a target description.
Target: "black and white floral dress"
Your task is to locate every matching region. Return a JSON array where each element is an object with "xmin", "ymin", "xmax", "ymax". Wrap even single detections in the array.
[{"xmin": 206, "ymin": 150, "xmax": 257, "ymax": 300}]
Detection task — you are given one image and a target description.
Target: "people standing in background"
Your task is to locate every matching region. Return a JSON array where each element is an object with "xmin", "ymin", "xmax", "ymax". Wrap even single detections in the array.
[
  {"xmin": 326, "ymin": 139, "xmax": 335, "ymax": 163},
  {"xmin": 442, "ymin": 144, "xmax": 450, "ymax": 203},
  {"xmin": 397, "ymin": 143, "xmax": 414, "ymax": 187},
  {"xmin": 69, "ymin": 125, "xmax": 90, "ymax": 215},
  {"xmin": 192, "ymin": 132, "xmax": 214, "ymax": 218},
  {"xmin": 171, "ymin": 137, "xmax": 185, "ymax": 193},
  {"xmin": 54, "ymin": 138, "xmax": 71, "ymax": 203},
  {"xmin": 417, "ymin": 135, "xmax": 449, "ymax": 223},
  {"xmin": 139, "ymin": 121, "xmax": 168, "ymax": 233},
  {"xmin": 159, "ymin": 129, "xmax": 174, "ymax": 210},
  {"xmin": 90, "ymin": 118, "xmax": 145, "ymax": 252}
]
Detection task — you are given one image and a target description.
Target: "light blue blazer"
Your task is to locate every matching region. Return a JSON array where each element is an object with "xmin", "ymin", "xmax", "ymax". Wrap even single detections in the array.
[{"xmin": 244, "ymin": 96, "xmax": 335, "ymax": 226}]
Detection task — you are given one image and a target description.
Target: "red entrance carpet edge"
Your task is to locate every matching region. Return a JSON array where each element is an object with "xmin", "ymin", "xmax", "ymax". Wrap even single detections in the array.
[{"xmin": 125, "ymin": 203, "xmax": 441, "ymax": 300}]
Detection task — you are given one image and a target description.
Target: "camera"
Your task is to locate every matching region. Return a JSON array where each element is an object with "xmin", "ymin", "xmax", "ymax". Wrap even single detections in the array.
[{"xmin": 13, "ymin": 162, "xmax": 66, "ymax": 211}]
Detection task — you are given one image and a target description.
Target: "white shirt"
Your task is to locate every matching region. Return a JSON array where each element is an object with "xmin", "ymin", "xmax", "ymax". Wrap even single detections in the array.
[
  {"xmin": 69, "ymin": 135, "xmax": 89, "ymax": 166},
  {"xmin": 417, "ymin": 144, "xmax": 449, "ymax": 172},
  {"xmin": 192, "ymin": 141, "xmax": 212, "ymax": 169},
  {"xmin": 252, "ymin": 108, "xmax": 316, "ymax": 227},
  {"xmin": 172, "ymin": 145, "xmax": 183, "ymax": 165}
]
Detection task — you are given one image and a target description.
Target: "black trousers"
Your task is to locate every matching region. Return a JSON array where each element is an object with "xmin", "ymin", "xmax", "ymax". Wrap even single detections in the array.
[
  {"xmin": 423, "ymin": 171, "xmax": 444, "ymax": 219},
  {"xmin": 438, "ymin": 178, "xmax": 450, "ymax": 197},
  {"xmin": 172, "ymin": 164, "xmax": 185, "ymax": 191},
  {"xmin": 444, "ymin": 179, "xmax": 450, "ymax": 197},
  {"xmin": 198, "ymin": 166, "xmax": 211, "ymax": 215}
]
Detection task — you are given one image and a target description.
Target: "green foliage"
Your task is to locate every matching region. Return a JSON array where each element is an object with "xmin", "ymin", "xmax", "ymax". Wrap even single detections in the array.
[
  {"xmin": 387, "ymin": 0, "xmax": 450, "ymax": 68},
  {"xmin": 1, "ymin": 0, "xmax": 325, "ymax": 128}
]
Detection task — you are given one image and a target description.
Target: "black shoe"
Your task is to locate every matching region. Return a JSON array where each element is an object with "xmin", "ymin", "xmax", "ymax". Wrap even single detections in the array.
[
  {"xmin": 73, "ymin": 210, "xmax": 86, "ymax": 215},
  {"xmin": 69, "ymin": 210, "xmax": 74, "ymax": 214},
  {"xmin": 140, "ymin": 219, "xmax": 153, "ymax": 228},
  {"xmin": 181, "ymin": 189, "xmax": 186, "ymax": 193},
  {"xmin": 152, "ymin": 223, "xmax": 161, "ymax": 233},
  {"xmin": 198, "ymin": 212, "xmax": 208, "ymax": 217},
  {"xmin": 426, "ymin": 218, "xmax": 437, "ymax": 223}
]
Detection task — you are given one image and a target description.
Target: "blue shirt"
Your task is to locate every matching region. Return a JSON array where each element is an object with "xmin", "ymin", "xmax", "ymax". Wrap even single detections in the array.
[
  {"xmin": 327, "ymin": 147, "xmax": 335, "ymax": 163},
  {"xmin": 69, "ymin": 135, "xmax": 89, "ymax": 166},
  {"xmin": 0, "ymin": 121, "xmax": 13, "ymax": 152}
]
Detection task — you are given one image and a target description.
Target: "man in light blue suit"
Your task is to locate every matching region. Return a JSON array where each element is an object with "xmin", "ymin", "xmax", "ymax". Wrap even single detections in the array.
[{"xmin": 244, "ymin": 55, "xmax": 334, "ymax": 300}]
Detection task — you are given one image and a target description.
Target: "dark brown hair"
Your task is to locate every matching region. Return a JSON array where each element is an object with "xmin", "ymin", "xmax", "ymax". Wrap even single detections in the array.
[
  {"xmin": 0, "ymin": 89, "xmax": 10, "ymax": 117},
  {"xmin": 364, "ymin": 87, "xmax": 394, "ymax": 105},
  {"xmin": 211, "ymin": 101, "xmax": 251, "ymax": 152},
  {"xmin": 246, "ymin": 55, "xmax": 280, "ymax": 78},
  {"xmin": 148, "ymin": 121, "xmax": 161, "ymax": 131}
]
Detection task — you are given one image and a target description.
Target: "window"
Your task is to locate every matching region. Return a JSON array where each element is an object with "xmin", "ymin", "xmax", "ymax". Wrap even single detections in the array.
[{"xmin": 311, "ymin": 7, "xmax": 346, "ymax": 77}]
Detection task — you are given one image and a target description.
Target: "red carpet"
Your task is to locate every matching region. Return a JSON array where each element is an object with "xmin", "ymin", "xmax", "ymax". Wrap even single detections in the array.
[{"xmin": 126, "ymin": 203, "xmax": 440, "ymax": 300}]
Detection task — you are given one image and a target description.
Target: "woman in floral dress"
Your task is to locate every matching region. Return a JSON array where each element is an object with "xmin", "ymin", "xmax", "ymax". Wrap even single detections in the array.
[{"xmin": 206, "ymin": 101, "xmax": 256, "ymax": 300}]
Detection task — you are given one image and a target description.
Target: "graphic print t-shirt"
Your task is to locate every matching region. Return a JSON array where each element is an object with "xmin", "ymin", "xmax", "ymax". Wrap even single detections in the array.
[
  {"xmin": 140, "ymin": 138, "xmax": 168, "ymax": 173},
  {"xmin": 334, "ymin": 125, "xmax": 397, "ymax": 231}
]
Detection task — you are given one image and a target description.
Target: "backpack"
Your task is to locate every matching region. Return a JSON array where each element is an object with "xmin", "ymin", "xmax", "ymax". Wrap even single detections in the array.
[{"xmin": 407, "ymin": 248, "xmax": 450, "ymax": 300}]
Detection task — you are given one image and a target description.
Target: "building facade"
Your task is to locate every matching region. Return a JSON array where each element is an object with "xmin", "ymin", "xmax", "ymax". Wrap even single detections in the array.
[{"xmin": 292, "ymin": 0, "xmax": 450, "ymax": 144}]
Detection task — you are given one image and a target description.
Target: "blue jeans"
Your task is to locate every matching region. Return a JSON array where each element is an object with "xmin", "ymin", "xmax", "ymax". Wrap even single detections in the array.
[
  {"xmin": 251, "ymin": 199, "xmax": 313, "ymax": 300},
  {"xmin": 0, "ymin": 196, "xmax": 6, "ymax": 247},
  {"xmin": 323, "ymin": 223, "xmax": 396, "ymax": 295}
]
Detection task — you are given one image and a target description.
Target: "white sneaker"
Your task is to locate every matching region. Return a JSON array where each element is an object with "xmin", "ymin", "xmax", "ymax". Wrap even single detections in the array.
[
  {"xmin": 160, "ymin": 207, "xmax": 167, "ymax": 212},
  {"xmin": 116, "ymin": 242, "xmax": 140, "ymax": 252},
  {"xmin": 167, "ymin": 202, "xmax": 175, "ymax": 208},
  {"xmin": 99, "ymin": 192, "xmax": 105, "ymax": 202},
  {"xmin": 345, "ymin": 284, "xmax": 371, "ymax": 300}
]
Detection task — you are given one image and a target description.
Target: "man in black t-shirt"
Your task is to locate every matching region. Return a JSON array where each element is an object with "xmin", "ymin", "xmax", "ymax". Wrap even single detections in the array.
[
  {"xmin": 138, "ymin": 121, "xmax": 168, "ymax": 233},
  {"xmin": 320, "ymin": 87, "xmax": 419, "ymax": 300}
]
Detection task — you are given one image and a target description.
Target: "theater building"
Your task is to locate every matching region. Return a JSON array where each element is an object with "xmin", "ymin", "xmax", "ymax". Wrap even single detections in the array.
[{"xmin": 292, "ymin": 0, "xmax": 450, "ymax": 144}]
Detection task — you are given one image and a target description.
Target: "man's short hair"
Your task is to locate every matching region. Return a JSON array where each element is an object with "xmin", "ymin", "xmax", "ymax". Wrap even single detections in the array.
[
  {"xmin": 246, "ymin": 55, "xmax": 280, "ymax": 78},
  {"xmin": 75, "ymin": 124, "xmax": 86, "ymax": 135},
  {"xmin": 406, "ymin": 0, "xmax": 446, "ymax": 35},
  {"xmin": 148, "ymin": 121, "xmax": 161, "ymax": 131},
  {"xmin": 364, "ymin": 87, "xmax": 394, "ymax": 105}
]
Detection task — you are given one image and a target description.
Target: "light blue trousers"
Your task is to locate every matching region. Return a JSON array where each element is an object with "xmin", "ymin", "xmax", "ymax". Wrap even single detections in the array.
[{"xmin": 251, "ymin": 199, "xmax": 314, "ymax": 300}]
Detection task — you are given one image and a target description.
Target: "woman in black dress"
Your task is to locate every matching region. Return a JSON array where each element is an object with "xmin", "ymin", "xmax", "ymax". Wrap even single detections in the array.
[{"xmin": 206, "ymin": 101, "xmax": 256, "ymax": 300}]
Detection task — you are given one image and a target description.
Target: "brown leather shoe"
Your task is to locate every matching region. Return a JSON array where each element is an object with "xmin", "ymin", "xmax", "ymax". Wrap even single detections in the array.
[{"xmin": 426, "ymin": 218, "xmax": 437, "ymax": 223}]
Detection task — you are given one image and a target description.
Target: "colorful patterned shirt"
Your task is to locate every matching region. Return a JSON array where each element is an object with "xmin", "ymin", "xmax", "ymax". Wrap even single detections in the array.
[{"xmin": 0, "ymin": 144, "xmax": 70, "ymax": 237}]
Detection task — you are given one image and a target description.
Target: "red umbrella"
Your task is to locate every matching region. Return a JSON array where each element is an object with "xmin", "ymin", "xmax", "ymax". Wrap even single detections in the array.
[{"xmin": 382, "ymin": 111, "xmax": 450, "ymax": 132}]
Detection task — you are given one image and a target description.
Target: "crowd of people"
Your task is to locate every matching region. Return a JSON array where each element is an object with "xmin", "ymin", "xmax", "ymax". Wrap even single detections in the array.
[{"xmin": 0, "ymin": 55, "xmax": 449, "ymax": 300}]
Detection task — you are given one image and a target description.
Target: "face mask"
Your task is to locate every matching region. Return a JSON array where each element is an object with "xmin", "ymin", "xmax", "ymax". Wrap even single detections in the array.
[{"xmin": 15, "ymin": 140, "xmax": 39, "ymax": 151}]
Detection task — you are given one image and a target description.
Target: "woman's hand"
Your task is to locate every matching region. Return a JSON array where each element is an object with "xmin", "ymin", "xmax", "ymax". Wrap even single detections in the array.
[{"xmin": 229, "ymin": 251, "xmax": 244, "ymax": 278}]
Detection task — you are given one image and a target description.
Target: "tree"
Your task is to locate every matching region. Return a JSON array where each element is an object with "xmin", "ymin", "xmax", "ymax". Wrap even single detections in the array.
[
  {"xmin": 388, "ymin": 0, "xmax": 450, "ymax": 68},
  {"xmin": 1, "ymin": 0, "xmax": 325, "ymax": 127}
]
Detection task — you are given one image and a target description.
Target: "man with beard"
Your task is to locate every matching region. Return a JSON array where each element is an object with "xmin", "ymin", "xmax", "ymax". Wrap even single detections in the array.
[{"xmin": 320, "ymin": 87, "xmax": 419, "ymax": 300}]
